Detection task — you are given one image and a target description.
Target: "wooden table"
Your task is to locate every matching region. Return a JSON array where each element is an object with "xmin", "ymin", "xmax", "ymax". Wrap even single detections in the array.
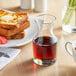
[{"xmin": 0, "ymin": 0, "xmax": 76, "ymax": 76}]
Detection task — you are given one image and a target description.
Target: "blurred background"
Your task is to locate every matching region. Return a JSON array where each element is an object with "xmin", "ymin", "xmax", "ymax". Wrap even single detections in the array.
[{"xmin": 0, "ymin": 0, "xmax": 66, "ymax": 27}]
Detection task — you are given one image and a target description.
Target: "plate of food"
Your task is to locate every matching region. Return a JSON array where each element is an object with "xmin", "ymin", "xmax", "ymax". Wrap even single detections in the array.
[{"xmin": 0, "ymin": 10, "xmax": 43, "ymax": 47}]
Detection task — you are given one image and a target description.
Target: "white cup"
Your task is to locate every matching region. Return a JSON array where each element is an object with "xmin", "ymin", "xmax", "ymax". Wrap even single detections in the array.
[
  {"xmin": 65, "ymin": 41, "xmax": 76, "ymax": 62},
  {"xmin": 34, "ymin": 0, "xmax": 47, "ymax": 12},
  {"xmin": 20, "ymin": 0, "xmax": 33, "ymax": 9}
]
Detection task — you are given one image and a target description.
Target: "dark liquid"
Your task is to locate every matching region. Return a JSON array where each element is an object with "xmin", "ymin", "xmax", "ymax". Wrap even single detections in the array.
[{"xmin": 33, "ymin": 36, "xmax": 57, "ymax": 60}]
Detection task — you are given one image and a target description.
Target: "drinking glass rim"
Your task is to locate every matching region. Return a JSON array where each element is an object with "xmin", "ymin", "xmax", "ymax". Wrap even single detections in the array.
[{"xmin": 37, "ymin": 14, "xmax": 56, "ymax": 24}]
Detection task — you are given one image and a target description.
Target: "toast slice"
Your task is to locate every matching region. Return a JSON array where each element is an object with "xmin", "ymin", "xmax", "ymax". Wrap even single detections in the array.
[
  {"xmin": 0, "ymin": 10, "xmax": 9, "ymax": 17},
  {"xmin": 0, "ymin": 21, "xmax": 30, "ymax": 36},
  {"xmin": 5, "ymin": 32, "xmax": 25, "ymax": 40},
  {"xmin": 0, "ymin": 10, "xmax": 28, "ymax": 29}
]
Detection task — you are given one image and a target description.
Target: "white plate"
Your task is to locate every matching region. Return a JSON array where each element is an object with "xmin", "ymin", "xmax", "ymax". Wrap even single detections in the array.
[{"xmin": 0, "ymin": 17, "xmax": 43, "ymax": 47}]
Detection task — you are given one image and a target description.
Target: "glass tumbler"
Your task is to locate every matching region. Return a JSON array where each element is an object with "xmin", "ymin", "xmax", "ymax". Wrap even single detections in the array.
[{"xmin": 62, "ymin": 0, "xmax": 76, "ymax": 33}]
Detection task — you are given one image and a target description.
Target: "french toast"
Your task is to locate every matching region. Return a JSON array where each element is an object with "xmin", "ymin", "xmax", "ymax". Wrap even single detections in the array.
[
  {"xmin": 0, "ymin": 10, "xmax": 30, "ymax": 37},
  {"xmin": 0, "ymin": 21, "xmax": 30, "ymax": 36},
  {"xmin": 5, "ymin": 32, "xmax": 25, "ymax": 40},
  {"xmin": 0, "ymin": 10, "xmax": 28, "ymax": 29}
]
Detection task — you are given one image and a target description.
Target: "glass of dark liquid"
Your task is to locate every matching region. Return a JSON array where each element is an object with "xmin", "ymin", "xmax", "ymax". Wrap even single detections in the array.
[{"xmin": 33, "ymin": 14, "xmax": 57, "ymax": 66}]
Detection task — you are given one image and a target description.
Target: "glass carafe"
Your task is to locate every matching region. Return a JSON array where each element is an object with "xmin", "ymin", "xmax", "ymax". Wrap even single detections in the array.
[
  {"xmin": 33, "ymin": 14, "xmax": 57, "ymax": 66},
  {"xmin": 62, "ymin": 0, "xmax": 76, "ymax": 33}
]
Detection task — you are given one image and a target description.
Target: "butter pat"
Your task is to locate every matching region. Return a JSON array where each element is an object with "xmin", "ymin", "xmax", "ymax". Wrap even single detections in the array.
[{"xmin": 0, "ymin": 14, "xmax": 14, "ymax": 21}]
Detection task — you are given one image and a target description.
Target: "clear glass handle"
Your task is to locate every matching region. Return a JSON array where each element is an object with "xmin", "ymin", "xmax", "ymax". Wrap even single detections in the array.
[{"xmin": 65, "ymin": 41, "xmax": 73, "ymax": 56}]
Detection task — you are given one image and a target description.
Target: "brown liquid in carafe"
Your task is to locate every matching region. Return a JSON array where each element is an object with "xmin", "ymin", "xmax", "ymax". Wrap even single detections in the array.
[{"xmin": 33, "ymin": 36, "xmax": 57, "ymax": 60}]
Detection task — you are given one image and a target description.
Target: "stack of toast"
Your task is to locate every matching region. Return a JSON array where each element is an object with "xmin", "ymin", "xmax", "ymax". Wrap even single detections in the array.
[{"xmin": 0, "ymin": 10, "xmax": 30, "ymax": 40}]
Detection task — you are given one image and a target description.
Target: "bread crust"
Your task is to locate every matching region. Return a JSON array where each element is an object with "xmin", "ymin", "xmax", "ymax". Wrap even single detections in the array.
[
  {"xmin": 0, "ymin": 10, "xmax": 9, "ymax": 16},
  {"xmin": 0, "ymin": 21, "xmax": 30, "ymax": 36},
  {"xmin": 5, "ymin": 32, "xmax": 25, "ymax": 40}
]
